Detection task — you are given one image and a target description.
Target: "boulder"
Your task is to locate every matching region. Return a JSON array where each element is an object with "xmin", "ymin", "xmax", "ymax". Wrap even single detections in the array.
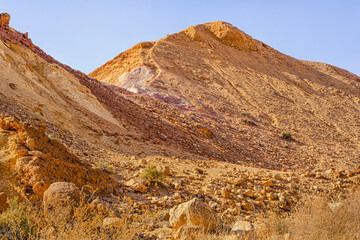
[
  {"xmin": 0, "ymin": 192, "xmax": 9, "ymax": 213},
  {"xmin": 173, "ymin": 225, "xmax": 206, "ymax": 240},
  {"xmin": 43, "ymin": 182, "xmax": 80, "ymax": 212},
  {"xmin": 244, "ymin": 190, "xmax": 256, "ymax": 198},
  {"xmin": 231, "ymin": 220, "xmax": 254, "ymax": 234},
  {"xmin": 263, "ymin": 179, "xmax": 274, "ymax": 187},
  {"xmin": 0, "ymin": 13, "xmax": 10, "ymax": 29},
  {"xmin": 125, "ymin": 179, "xmax": 148, "ymax": 193},
  {"xmin": 221, "ymin": 187, "xmax": 231, "ymax": 198},
  {"xmin": 169, "ymin": 198, "xmax": 218, "ymax": 231}
]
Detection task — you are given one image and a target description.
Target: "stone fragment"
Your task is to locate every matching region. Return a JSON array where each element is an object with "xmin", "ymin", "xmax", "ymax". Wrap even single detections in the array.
[
  {"xmin": 194, "ymin": 168, "xmax": 204, "ymax": 174},
  {"xmin": 263, "ymin": 179, "xmax": 274, "ymax": 187},
  {"xmin": 0, "ymin": 192, "xmax": 9, "ymax": 213},
  {"xmin": 222, "ymin": 187, "xmax": 231, "ymax": 198},
  {"xmin": 125, "ymin": 179, "xmax": 148, "ymax": 193},
  {"xmin": 231, "ymin": 220, "xmax": 254, "ymax": 234},
  {"xmin": 244, "ymin": 190, "xmax": 255, "ymax": 198},
  {"xmin": 169, "ymin": 198, "xmax": 218, "ymax": 231},
  {"xmin": 9, "ymin": 83, "xmax": 17, "ymax": 90},
  {"xmin": 241, "ymin": 202, "xmax": 254, "ymax": 211}
]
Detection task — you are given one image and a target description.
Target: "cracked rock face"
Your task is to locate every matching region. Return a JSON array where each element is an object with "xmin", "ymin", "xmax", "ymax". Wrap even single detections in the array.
[{"xmin": 0, "ymin": 13, "xmax": 10, "ymax": 29}]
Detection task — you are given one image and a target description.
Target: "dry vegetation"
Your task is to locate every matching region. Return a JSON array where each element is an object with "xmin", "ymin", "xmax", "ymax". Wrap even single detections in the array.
[
  {"xmin": 1, "ymin": 190, "xmax": 360, "ymax": 239},
  {"xmin": 260, "ymin": 191, "xmax": 360, "ymax": 240},
  {"xmin": 0, "ymin": 195, "xmax": 163, "ymax": 240}
]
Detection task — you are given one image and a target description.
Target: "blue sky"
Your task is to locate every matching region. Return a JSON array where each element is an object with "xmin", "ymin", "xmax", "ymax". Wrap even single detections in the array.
[{"xmin": 1, "ymin": 0, "xmax": 360, "ymax": 76}]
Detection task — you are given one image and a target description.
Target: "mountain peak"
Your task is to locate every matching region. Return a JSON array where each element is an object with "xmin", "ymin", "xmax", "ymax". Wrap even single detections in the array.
[{"xmin": 179, "ymin": 21, "xmax": 261, "ymax": 51}]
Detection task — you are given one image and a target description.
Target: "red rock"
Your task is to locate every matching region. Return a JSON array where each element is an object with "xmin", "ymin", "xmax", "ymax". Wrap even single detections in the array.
[{"xmin": 194, "ymin": 168, "xmax": 204, "ymax": 174}]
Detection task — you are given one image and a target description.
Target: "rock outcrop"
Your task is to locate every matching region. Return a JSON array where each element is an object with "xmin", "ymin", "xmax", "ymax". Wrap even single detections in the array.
[
  {"xmin": 0, "ymin": 13, "xmax": 10, "ymax": 29},
  {"xmin": 0, "ymin": 116, "xmax": 114, "ymax": 199},
  {"xmin": 169, "ymin": 198, "xmax": 218, "ymax": 231}
]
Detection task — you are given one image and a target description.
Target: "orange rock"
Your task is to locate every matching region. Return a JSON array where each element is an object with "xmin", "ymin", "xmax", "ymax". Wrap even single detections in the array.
[
  {"xmin": 0, "ymin": 192, "xmax": 9, "ymax": 213},
  {"xmin": 0, "ymin": 13, "xmax": 10, "ymax": 29}
]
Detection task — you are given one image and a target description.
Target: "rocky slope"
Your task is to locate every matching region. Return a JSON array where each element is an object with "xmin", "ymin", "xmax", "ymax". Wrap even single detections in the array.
[{"xmin": 91, "ymin": 21, "xmax": 360, "ymax": 171}]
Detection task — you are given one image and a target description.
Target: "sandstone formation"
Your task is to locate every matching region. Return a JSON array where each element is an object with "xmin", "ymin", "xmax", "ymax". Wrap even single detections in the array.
[{"xmin": 169, "ymin": 198, "xmax": 219, "ymax": 231}]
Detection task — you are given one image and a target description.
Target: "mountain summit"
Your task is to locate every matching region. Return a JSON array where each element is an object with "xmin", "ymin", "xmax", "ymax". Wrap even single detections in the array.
[{"xmin": 90, "ymin": 21, "xmax": 360, "ymax": 170}]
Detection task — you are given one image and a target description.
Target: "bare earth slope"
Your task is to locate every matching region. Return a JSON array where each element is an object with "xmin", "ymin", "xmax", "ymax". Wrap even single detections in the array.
[{"xmin": 90, "ymin": 21, "xmax": 360, "ymax": 170}]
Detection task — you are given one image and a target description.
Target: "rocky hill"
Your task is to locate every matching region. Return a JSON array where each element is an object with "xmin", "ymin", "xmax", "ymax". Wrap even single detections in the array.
[
  {"xmin": 90, "ymin": 21, "xmax": 360, "ymax": 171},
  {"xmin": 1, "ymin": 14, "xmax": 360, "ymax": 239}
]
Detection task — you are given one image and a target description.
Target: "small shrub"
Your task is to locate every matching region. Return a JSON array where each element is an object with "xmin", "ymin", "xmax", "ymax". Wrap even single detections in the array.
[
  {"xmin": 0, "ymin": 198, "xmax": 36, "ymax": 239},
  {"xmin": 289, "ymin": 193, "xmax": 360, "ymax": 239},
  {"xmin": 281, "ymin": 131, "xmax": 293, "ymax": 140},
  {"xmin": 95, "ymin": 161, "xmax": 116, "ymax": 174},
  {"xmin": 141, "ymin": 165, "xmax": 164, "ymax": 182}
]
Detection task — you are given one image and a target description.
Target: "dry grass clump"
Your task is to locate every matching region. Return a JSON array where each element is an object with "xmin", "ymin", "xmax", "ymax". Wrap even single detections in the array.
[
  {"xmin": 0, "ymin": 198, "xmax": 36, "ymax": 239},
  {"xmin": 0, "ymin": 195, "xmax": 161, "ymax": 239},
  {"xmin": 95, "ymin": 161, "xmax": 116, "ymax": 174},
  {"xmin": 288, "ymin": 192, "xmax": 360, "ymax": 240},
  {"xmin": 261, "ymin": 191, "xmax": 360, "ymax": 240},
  {"xmin": 141, "ymin": 165, "xmax": 164, "ymax": 183}
]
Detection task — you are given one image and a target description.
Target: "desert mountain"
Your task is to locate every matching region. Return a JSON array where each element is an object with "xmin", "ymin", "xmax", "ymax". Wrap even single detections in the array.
[
  {"xmin": 2, "ymin": 13, "xmax": 360, "ymax": 239},
  {"xmin": 90, "ymin": 21, "xmax": 360, "ymax": 171}
]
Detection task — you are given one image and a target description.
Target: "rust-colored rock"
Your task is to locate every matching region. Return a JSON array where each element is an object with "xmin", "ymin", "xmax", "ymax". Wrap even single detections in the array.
[{"xmin": 0, "ymin": 13, "xmax": 10, "ymax": 29}]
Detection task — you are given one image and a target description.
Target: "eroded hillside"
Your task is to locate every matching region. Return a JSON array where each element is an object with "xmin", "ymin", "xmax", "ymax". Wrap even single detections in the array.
[{"xmin": 90, "ymin": 21, "xmax": 360, "ymax": 171}]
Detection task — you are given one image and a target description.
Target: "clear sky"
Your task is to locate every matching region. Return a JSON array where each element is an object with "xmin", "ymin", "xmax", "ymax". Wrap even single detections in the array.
[{"xmin": 1, "ymin": 0, "xmax": 360, "ymax": 76}]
